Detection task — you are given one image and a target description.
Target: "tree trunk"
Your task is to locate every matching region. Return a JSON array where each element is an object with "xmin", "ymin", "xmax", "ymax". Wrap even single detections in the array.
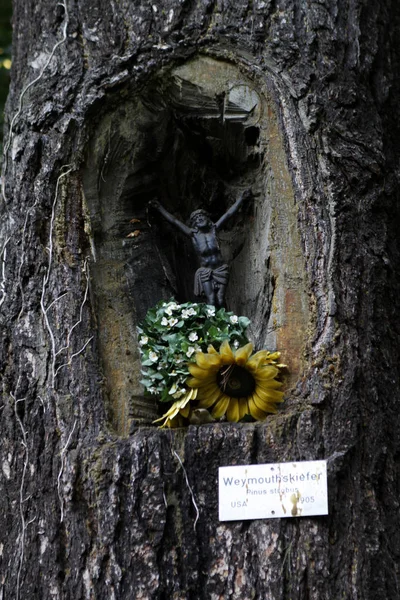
[{"xmin": 1, "ymin": 0, "xmax": 400, "ymax": 598}]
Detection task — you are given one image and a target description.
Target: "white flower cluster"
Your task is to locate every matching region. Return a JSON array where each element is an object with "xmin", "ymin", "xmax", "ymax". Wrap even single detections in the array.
[{"xmin": 161, "ymin": 316, "xmax": 179, "ymax": 327}]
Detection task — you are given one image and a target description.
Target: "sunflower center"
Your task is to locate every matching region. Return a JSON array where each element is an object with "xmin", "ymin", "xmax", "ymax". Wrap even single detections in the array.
[{"xmin": 217, "ymin": 364, "xmax": 256, "ymax": 398}]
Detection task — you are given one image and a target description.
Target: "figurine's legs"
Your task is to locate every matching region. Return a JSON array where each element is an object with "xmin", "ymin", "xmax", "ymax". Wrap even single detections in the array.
[
  {"xmin": 202, "ymin": 281, "xmax": 216, "ymax": 306},
  {"xmin": 216, "ymin": 284, "xmax": 226, "ymax": 308}
]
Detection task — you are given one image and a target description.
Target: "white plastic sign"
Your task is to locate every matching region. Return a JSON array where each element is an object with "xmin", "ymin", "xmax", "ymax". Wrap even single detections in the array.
[{"xmin": 219, "ymin": 460, "xmax": 328, "ymax": 521}]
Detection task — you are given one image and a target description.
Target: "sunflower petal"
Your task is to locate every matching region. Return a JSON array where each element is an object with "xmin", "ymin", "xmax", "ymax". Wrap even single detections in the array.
[
  {"xmin": 255, "ymin": 386, "xmax": 284, "ymax": 403},
  {"xmin": 186, "ymin": 387, "xmax": 198, "ymax": 401},
  {"xmin": 256, "ymin": 379, "xmax": 283, "ymax": 390},
  {"xmin": 238, "ymin": 398, "xmax": 250, "ymax": 420},
  {"xmin": 187, "ymin": 375, "xmax": 217, "ymax": 388},
  {"xmin": 252, "ymin": 391, "xmax": 278, "ymax": 414},
  {"xmin": 195, "ymin": 352, "xmax": 222, "ymax": 370},
  {"xmin": 207, "ymin": 344, "xmax": 218, "ymax": 354},
  {"xmin": 197, "ymin": 386, "xmax": 222, "ymax": 408},
  {"xmin": 196, "ymin": 383, "xmax": 219, "ymax": 396},
  {"xmin": 219, "ymin": 339, "xmax": 235, "ymax": 364},
  {"xmin": 265, "ymin": 351, "xmax": 281, "ymax": 363},
  {"xmin": 226, "ymin": 398, "xmax": 240, "ymax": 423},
  {"xmin": 246, "ymin": 350, "xmax": 270, "ymax": 372},
  {"xmin": 153, "ymin": 405, "xmax": 180, "ymax": 423},
  {"xmin": 248, "ymin": 396, "xmax": 268, "ymax": 421},
  {"xmin": 165, "ymin": 414, "xmax": 186, "ymax": 428},
  {"xmin": 234, "ymin": 342, "xmax": 253, "ymax": 366},
  {"xmin": 211, "ymin": 395, "xmax": 230, "ymax": 418},
  {"xmin": 179, "ymin": 404, "xmax": 191, "ymax": 418},
  {"xmin": 153, "ymin": 397, "xmax": 186, "ymax": 424},
  {"xmin": 188, "ymin": 364, "xmax": 216, "ymax": 380},
  {"xmin": 253, "ymin": 365, "xmax": 279, "ymax": 381}
]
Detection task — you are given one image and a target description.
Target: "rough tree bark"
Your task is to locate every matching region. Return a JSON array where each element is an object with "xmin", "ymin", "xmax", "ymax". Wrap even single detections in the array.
[{"xmin": 1, "ymin": 0, "xmax": 400, "ymax": 599}]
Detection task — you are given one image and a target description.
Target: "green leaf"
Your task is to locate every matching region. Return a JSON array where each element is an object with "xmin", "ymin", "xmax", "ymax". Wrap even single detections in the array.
[
  {"xmin": 141, "ymin": 358, "xmax": 157, "ymax": 367},
  {"xmin": 161, "ymin": 332, "xmax": 179, "ymax": 344},
  {"xmin": 238, "ymin": 316, "xmax": 251, "ymax": 329},
  {"xmin": 140, "ymin": 379, "xmax": 153, "ymax": 388},
  {"xmin": 152, "ymin": 372, "xmax": 165, "ymax": 380},
  {"xmin": 207, "ymin": 325, "xmax": 221, "ymax": 338},
  {"xmin": 160, "ymin": 388, "xmax": 172, "ymax": 402}
]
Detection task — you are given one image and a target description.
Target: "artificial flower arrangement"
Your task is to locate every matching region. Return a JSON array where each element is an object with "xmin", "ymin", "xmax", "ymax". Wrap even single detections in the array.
[{"xmin": 138, "ymin": 299, "xmax": 285, "ymax": 428}]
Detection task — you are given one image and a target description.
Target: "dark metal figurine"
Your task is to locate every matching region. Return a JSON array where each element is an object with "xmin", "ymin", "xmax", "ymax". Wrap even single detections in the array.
[{"xmin": 150, "ymin": 190, "xmax": 250, "ymax": 307}]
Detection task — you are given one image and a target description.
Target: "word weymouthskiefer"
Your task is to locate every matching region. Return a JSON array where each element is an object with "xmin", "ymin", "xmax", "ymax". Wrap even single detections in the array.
[{"xmin": 222, "ymin": 471, "xmax": 322, "ymax": 488}]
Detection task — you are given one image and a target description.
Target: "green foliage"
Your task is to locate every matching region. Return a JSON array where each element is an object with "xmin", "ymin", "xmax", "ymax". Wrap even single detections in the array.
[{"xmin": 138, "ymin": 299, "xmax": 250, "ymax": 403}]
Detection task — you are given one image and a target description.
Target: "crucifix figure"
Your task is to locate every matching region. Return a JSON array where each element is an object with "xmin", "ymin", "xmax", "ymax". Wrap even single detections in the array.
[{"xmin": 150, "ymin": 190, "xmax": 251, "ymax": 307}]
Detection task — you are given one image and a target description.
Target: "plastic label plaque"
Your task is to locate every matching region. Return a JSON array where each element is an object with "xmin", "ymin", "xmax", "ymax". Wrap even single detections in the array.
[{"xmin": 219, "ymin": 460, "xmax": 328, "ymax": 521}]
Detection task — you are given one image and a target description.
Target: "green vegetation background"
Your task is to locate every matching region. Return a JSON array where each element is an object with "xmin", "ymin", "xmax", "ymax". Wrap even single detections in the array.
[{"xmin": 0, "ymin": 0, "xmax": 12, "ymax": 157}]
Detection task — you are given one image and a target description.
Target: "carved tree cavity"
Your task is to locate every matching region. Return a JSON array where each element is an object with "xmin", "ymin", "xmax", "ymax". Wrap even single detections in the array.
[{"xmin": 83, "ymin": 56, "xmax": 309, "ymax": 435}]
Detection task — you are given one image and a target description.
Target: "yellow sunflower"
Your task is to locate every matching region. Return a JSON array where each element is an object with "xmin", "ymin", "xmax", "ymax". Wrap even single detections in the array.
[{"xmin": 187, "ymin": 340, "xmax": 284, "ymax": 422}]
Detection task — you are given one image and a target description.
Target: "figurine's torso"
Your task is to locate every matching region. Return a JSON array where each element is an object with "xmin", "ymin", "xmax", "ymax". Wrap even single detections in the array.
[{"xmin": 191, "ymin": 228, "xmax": 223, "ymax": 268}]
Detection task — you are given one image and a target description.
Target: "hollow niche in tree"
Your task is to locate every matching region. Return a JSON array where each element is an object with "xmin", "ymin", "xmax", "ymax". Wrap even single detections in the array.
[{"xmin": 82, "ymin": 56, "xmax": 309, "ymax": 435}]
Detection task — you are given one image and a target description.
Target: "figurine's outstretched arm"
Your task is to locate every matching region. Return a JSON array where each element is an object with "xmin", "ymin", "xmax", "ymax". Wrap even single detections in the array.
[
  {"xmin": 215, "ymin": 189, "xmax": 252, "ymax": 230},
  {"xmin": 150, "ymin": 200, "xmax": 192, "ymax": 237}
]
